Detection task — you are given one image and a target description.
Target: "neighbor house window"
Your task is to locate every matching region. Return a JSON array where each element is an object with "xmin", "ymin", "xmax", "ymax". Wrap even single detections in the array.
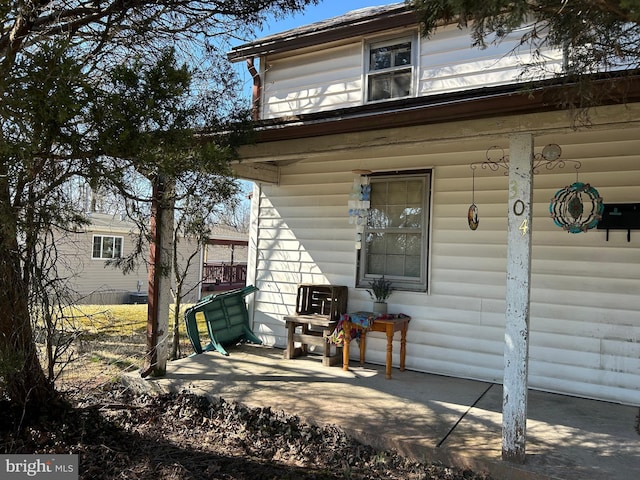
[
  {"xmin": 366, "ymin": 36, "xmax": 415, "ymax": 102},
  {"xmin": 92, "ymin": 235, "xmax": 123, "ymax": 260},
  {"xmin": 358, "ymin": 171, "xmax": 431, "ymax": 292}
]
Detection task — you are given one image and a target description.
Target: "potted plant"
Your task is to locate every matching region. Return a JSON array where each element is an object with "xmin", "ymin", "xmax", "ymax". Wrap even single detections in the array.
[{"xmin": 367, "ymin": 276, "xmax": 393, "ymax": 315}]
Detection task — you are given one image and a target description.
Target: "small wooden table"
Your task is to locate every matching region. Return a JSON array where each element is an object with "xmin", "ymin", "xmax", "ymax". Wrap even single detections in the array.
[{"xmin": 342, "ymin": 314, "xmax": 411, "ymax": 379}]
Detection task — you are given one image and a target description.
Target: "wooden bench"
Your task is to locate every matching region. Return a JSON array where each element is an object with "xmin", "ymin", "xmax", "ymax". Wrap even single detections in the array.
[
  {"xmin": 283, "ymin": 284, "xmax": 348, "ymax": 366},
  {"xmin": 284, "ymin": 315, "xmax": 341, "ymax": 366}
]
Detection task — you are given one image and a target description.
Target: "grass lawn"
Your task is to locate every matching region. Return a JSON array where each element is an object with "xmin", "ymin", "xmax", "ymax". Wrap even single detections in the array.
[
  {"xmin": 67, "ymin": 304, "xmax": 149, "ymax": 335},
  {"xmin": 56, "ymin": 303, "xmax": 201, "ymax": 391}
]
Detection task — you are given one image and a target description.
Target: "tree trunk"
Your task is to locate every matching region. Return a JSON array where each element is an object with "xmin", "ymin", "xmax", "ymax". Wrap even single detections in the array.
[
  {"xmin": 141, "ymin": 175, "xmax": 174, "ymax": 378},
  {"xmin": 154, "ymin": 196, "xmax": 174, "ymax": 373},
  {"xmin": 0, "ymin": 182, "xmax": 58, "ymax": 417}
]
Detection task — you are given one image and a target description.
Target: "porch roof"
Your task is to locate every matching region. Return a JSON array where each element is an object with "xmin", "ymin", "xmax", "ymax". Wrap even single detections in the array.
[
  {"xmin": 206, "ymin": 225, "xmax": 248, "ymax": 246},
  {"xmin": 242, "ymin": 73, "xmax": 640, "ymax": 144}
]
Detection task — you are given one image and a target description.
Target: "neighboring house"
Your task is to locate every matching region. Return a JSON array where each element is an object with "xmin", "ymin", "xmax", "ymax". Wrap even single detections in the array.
[
  {"xmin": 57, "ymin": 212, "xmax": 201, "ymax": 305},
  {"xmin": 201, "ymin": 226, "xmax": 249, "ymax": 295},
  {"xmin": 227, "ymin": 3, "xmax": 640, "ymax": 407}
]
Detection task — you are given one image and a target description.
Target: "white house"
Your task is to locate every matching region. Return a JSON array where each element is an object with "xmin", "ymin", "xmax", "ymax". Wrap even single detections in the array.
[{"xmin": 227, "ymin": 1, "xmax": 640, "ymax": 419}]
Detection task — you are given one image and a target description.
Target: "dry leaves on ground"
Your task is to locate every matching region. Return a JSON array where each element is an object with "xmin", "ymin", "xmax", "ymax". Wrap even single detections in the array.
[{"xmin": 2, "ymin": 383, "xmax": 493, "ymax": 480}]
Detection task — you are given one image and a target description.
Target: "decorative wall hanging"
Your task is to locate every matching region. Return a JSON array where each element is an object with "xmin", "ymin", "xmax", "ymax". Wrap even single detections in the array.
[
  {"xmin": 348, "ymin": 170, "xmax": 371, "ymax": 249},
  {"xmin": 468, "ymin": 144, "xmax": 603, "ymax": 233},
  {"xmin": 468, "ymin": 146, "xmax": 509, "ymax": 230},
  {"xmin": 468, "ymin": 168, "xmax": 479, "ymax": 230},
  {"xmin": 468, "ymin": 203, "xmax": 479, "ymax": 230},
  {"xmin": 549, "ymin": 182, "xmax": 604, "ymax": 233}
]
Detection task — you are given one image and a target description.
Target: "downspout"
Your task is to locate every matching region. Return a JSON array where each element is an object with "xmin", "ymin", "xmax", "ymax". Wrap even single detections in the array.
[
  {"xmin": 247, "ymin": 183, "xmax": 261, "ymax": 334},
  {"xmin": 247, "ymin": 58, "xmax": 261, "ymax": 121}
]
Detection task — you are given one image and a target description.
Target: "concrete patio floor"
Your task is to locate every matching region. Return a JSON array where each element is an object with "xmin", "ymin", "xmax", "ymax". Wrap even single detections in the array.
[{"xmin": 124, "ymin": 344, "xmax": 639, "ymax": 480}]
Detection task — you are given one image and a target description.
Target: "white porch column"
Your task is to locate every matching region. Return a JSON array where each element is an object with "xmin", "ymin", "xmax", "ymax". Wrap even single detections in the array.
[{"xmin": 502, "ymin": 133, "xmax": 534, "ymax": 463}]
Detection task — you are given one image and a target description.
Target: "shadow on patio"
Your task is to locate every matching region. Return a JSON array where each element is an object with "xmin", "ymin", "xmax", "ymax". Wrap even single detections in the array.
[{"xmin": 124, "ymin": 344, "xmax": 639, "ymax": 480}]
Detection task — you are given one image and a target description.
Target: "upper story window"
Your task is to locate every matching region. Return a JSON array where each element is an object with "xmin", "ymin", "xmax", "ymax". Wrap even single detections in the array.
[
  {"xmin": 366, "ymin": 36, "xmax": 415, "ymax": 102},
  {"xmin": 358, "ymin": 171, "xmax": 431, "ymax": 292},
  {"xmin": 92, "ymin": 235, "xmax": 123, "ymax": 260}
]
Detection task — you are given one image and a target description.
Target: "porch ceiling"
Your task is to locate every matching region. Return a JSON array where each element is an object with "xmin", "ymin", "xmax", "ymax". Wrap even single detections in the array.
[{"xmin": 235, "ymin": 105, "xmax": 640, "ymax": 170}]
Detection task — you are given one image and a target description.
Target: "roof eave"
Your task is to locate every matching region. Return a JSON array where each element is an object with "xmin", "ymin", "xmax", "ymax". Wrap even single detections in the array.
[{"xmin": 227, "ymin": 6, "xmax": 417, "ymax": 62}]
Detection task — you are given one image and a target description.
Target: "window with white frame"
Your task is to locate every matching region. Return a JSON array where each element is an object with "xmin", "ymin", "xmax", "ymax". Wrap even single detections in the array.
[
  {"xmin": 358, "ymin": 171, "xmax": 431, "ymax": 292},
  {"xmin": 92, "ymin": 235, "xmax": 123, "ymax": 260},
  {"xmin": 366, "ymin": 36, "xmax": 415, "ymax": 102}
]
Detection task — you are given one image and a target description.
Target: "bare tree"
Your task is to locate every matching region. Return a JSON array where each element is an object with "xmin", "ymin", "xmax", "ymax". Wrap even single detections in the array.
[{"xmin": 212, "ymin": 192, "xmax": 252, "ymax": 233}]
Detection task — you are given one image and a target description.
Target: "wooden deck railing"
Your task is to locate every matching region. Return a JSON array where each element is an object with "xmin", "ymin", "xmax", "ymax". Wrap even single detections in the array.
[{"xmin": 202, "ymin": 263, "xmax": 247, "ymax": 292}]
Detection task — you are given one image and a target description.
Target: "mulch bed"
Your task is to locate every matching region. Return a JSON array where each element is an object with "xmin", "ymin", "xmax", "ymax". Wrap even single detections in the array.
[{"xmin": 1, "ymin": 383, "xmax": 493, "ymax": 479}]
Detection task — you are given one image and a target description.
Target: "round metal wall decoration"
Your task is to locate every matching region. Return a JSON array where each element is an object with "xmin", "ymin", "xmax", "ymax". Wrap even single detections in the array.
[
  {"xmin": 541, "ymin": 143, "xmax": 562, "ymax": 162},
  {"xmin": 549, "ymin": 182, "xmax": 604, "ymax": 233}
]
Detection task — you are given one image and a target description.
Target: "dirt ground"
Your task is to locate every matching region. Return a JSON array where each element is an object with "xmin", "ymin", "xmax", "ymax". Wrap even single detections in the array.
[{"xmin": 2, "ymin": 328, "xmax": 494, "ymax": 479}]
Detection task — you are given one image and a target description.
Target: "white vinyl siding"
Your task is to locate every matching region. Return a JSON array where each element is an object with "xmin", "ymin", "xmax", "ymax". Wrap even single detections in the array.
[
  {"xmin": 418, "ymin": 24, "xmax": 563, "ymax": 95},
  {"xmin": 261, "ymin": 24, "xmax": 563, "ymax": 119},
  {"xmin": 262, "ymin": 43, "xmax": 363, "ymax": 118},
  {"xmin": 247, "ymin": 120, "xmax": 640, "ymax": 406}
]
